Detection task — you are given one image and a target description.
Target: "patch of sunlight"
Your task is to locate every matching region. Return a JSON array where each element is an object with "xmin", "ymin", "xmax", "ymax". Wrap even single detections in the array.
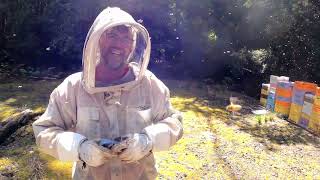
[
  {"xmin": 4, "ymin": 98, "xmax": 17, "ymax": 104},
  {"xmin": 208, "ymin": 30, "xmax": 218, "ymax": 44},
  {"xmin": 244, "ymin": 0, "xmax": 253, "ymax": 8},
  {"xmin": 281, "ymin": 155, "xmax": 320, "ymax": 178},
  {"xmin": 205, "ymin": 110, "xmax": 320, "ymax": 179},
  {"xmin": 40, "ymin": 153, "xmax": 72, "ymax": 178},
  {"xmin": 25, "ymin": 125, "xmax": 34, "ymax": 133},
  {"xmin": 284, "ymin": 157, "xmax": 297, "ymax": 166},
  {"xmin": 0, "ymin": 80, "xmax": 61, "ymax": 110},
  {"xmin": 308, "ymin": 160, "xmax": 320, "ymax": 169},
  {"xmin": 15, "ymin": 156, "xmax": 34, "ymax": 179},
  {"xmin": 171, "ymin": 95, "xmax": 228, "ymax": 118},
  {"xmin": 170, "ymin": 96, "xmax": 196, "ymax": 110},
  {"xmin": 155, "ymin": 137, "xmax": 206, "ymax": 178},
  {"xmin": 33, "ymin": 106, "xmax": 46, "ymax": 113},
  {"xmin": 0, "ymin": 158, "xmax": 14, "ymax": 171},
  {"xmin": 213, "ymin": 122, "xmax": 251, "ymax": 143},
  {"xmin": 239, "ymin": 146, "xmax": 256, "ymax": 155},
  {"xmin": 0, "ymin": 104, "xmax": 44, "ymax": 122},
  {"xmin": 250, "ymin": 49, "xmax": 269, "ymax": 63},
  {"xmin": 0, "ymin": 147, "xmax": 38, "ymax": 179},
  {"xmin": 154, "ymin": 95, "xmax": 232, "ymax": 179},
  {"xmin": 1, "ymin": 143, "xmax": 69, "ymax": 179},
  {"xmin": 191, "ymin": 102, "xmax": 280, "ymax": 178},
  {"xmin": 0, "ymin": 104, "xmax": 18, "ymax": 121}
]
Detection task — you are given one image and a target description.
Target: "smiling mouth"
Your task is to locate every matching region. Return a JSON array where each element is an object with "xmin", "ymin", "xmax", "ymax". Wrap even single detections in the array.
[{"xmin": 110, "ymin": 48, "xmax": 122, "ymax": 55}]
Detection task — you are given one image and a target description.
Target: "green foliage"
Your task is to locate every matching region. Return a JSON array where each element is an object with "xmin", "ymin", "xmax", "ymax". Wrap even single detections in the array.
[
  {"xmin": 0, "ymin": 0, "xmax": 320, "ymax": 92},
  {"xmin": 265, "ymin": 0, "xmax": 320, "ymax": 83}
]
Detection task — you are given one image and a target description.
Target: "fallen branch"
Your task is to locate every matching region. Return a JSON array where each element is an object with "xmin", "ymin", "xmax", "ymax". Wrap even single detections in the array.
[{"xmin": 0, "ymin": 109, "xmax": 44, "ymax": 144}]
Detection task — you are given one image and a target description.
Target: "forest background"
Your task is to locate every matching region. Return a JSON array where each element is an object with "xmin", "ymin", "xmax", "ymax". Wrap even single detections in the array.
[{"xmin": 0, "ymin": 0, "xmax": 320, "ymax": 96}]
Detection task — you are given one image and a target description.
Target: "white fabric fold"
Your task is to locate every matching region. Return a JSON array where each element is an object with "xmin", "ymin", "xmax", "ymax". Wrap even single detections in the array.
[{"xmin": 56, "ymin": 132, "xmax": 87, "ymax": 161}]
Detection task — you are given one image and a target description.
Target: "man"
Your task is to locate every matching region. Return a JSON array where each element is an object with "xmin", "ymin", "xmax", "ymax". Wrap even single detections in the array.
[{"xmin": 32, "ymin": 7, "xmax": 183, "ymax": 180}]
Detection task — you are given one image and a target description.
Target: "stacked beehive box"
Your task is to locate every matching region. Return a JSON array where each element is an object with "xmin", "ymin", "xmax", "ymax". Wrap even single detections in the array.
[
  {"xmin": 260, "ymin": 76, "xmax": 320, "ymax": 135},
  {"xmin": 299, "ymin": 93, "xmax": 314, "ymax": 128},
  {"xmin": 274, "ymin": 81, "xmax": 293, "ymax": 116},
  {"xmin": 266, "ymin": 75, "xmax": 289, "ymax": 112},
  {"xmin": 260, "ymin": 84, "xmax": 270, "ymax": 107},
  {"xmin": 310, "ymin": 87, "xmax": 320, "ymax": 135},
  {"xmin": 289, "ymin": 81, "xmax": 317, "ymax": 123}
]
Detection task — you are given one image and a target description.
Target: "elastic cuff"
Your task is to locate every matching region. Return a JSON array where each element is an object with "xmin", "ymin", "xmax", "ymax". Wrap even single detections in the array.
[{"xmin": 77, "ymin": 138, "xmax": 88, "ymax": 162}]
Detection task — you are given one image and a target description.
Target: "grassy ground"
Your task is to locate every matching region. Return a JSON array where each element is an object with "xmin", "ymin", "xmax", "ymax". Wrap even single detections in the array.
[{"xmin": 0, "ymin": 79, "xmax": 320, "ymax": 179}]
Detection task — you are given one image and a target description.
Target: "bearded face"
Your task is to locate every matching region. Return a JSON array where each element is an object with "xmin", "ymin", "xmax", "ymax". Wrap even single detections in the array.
[{"xmin": 99, "ymin": 25, "xmax": 134, "ymax": 70}]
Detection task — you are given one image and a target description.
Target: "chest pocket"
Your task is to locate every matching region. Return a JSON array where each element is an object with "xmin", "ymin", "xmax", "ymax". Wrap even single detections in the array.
[
  {"xmin": 126, "ymin": 106, "xmax": 152, "ymax": 132},
  {"xmin": 77, "ymin": 107, "xmax": 100, "ymax": 139}
]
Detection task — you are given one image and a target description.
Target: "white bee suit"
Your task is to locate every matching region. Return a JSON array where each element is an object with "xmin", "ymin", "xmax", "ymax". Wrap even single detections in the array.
[{"xmin": 32, "ymin": 7, "xmax": 183, "ymax": 180}]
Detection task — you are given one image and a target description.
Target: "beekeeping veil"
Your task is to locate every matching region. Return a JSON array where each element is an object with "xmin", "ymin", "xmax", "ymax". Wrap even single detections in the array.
[{"xmin": 82, "ymin": 7, "xmax": 150, "ymax": 94}]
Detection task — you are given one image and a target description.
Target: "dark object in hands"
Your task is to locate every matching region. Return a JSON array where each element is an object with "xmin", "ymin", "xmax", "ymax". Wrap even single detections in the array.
[{"xmin": 99, "ymin": 139, "xmax": 119, "ymax": 149}]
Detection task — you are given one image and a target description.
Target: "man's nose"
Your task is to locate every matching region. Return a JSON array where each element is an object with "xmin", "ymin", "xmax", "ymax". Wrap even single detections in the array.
[{"xmin": 113, "ymin": 38, "xmax": 124, "ymax": 48}]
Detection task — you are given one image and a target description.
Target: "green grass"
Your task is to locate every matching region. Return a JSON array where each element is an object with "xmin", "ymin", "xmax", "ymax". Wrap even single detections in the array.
[{"xmin": 0, "ymin": 80, "xmax": 60, "ymax": 121}]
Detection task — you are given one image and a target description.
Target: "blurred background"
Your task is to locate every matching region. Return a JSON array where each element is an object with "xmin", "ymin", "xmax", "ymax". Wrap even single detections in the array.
[{"xmin": 0, "ymin": 0, "xmax": 319, "ymax": 97}]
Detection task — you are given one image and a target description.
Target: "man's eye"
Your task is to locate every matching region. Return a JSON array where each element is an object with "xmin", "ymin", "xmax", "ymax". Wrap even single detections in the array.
[
  {"xmin": 105, "ymin": 33, "xmax": 133, "ymax": 45},
  {"xmin": 124, "ymin": 37, "xmax": 134, "ymax": 43}
]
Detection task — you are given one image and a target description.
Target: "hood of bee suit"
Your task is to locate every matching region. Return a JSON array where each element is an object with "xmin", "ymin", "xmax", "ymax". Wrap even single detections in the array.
[{"xmin": 81, "ymin": 7, "xmax": 151, "ymax": 94}]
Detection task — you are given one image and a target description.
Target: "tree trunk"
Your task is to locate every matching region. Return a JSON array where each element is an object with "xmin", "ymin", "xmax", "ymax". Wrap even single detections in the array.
[{"xmin": 0, "ymin": 109, "xmax": 44, "ymax": 144}]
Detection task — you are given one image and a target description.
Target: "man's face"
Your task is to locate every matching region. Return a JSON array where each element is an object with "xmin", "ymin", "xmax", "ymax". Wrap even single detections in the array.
[{"xmin": 99, "ymin": 25, "xmax": 134, "ymax": 70}]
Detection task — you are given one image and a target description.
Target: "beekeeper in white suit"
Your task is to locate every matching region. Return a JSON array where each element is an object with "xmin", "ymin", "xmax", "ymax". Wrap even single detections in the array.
[{"xmin": 32, "ymin": 7, "xmax": 183, "ymax": 180}]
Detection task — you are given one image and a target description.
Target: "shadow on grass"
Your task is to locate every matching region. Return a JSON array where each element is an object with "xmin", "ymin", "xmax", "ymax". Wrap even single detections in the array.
[{"xmin": 238, "ymin": 119, "xmax": 320, "ymax": 147}]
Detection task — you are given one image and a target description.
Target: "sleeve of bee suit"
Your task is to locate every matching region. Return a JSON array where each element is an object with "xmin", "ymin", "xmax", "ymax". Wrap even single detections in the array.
[
  {"xmin": 142, "ymin": 74, "xmax": 183, "ymax": 151},
  {"xmin": 32, "ymin": 74, "xmax": 87, "ymax": 162}
]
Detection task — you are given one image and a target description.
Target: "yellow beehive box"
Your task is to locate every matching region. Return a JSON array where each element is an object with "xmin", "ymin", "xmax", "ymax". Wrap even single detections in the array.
[
  {"xmin": 289, "ymin": 103, "xmax": 302, "ymax": 123},
  {"xmin": 310, "ymin": 87, "xmax": 320, "ymax": 134},
  {"xmin": 260, "ymin": 83, "xmax": 270, "ymax": 107}
]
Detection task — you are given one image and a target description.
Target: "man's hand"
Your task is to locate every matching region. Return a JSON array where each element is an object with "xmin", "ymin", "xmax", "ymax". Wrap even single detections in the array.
[
  {"xmin": 112, "ymin": 133, "xmax": 153, "ymax": 163},
  {"xmin": 79, "ymin": 139, "xmax": 116, "ymax": 167}
]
